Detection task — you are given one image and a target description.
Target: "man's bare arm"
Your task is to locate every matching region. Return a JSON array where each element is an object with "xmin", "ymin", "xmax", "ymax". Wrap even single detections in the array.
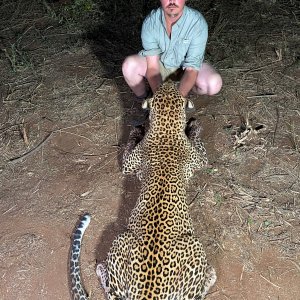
[
  {"xmin": 146, "ymin": 55, "xmax": 162, "ymax": 94},
  {"xmin": 179, "ymin": 67, "xmax": 198, "ymax": 97}
]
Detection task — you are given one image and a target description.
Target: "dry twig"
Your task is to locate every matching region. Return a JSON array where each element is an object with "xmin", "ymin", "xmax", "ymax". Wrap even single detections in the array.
[{"xmin": 8, "ymin": 131, "xmax": 54, "ymax": 164}]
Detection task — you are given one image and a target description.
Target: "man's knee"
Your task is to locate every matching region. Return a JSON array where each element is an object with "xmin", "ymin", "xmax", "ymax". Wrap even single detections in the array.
[
  {"xmin": 207, "ymin": 73, "xmax": 222, "ymax": 95},
  {"xmin": 122, "ymin": 56, "xmax": 135, "ymax": 77},
  {"xmin": 122, "ymin": 55, "xmax": 144, "ymax": 77}
]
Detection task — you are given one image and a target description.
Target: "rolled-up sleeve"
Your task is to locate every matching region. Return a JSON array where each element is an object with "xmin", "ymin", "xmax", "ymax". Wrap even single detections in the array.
[
  {"xmin": 182, "ymin": 17, "xmax": 208, "ymax": 70},
  {"xmin": 139, "ymin": 16, "xmax": 162, "ymax": 57}
]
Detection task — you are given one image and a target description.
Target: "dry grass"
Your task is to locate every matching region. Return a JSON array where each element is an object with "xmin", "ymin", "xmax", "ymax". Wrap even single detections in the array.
[
  {"xmin": 1, "ymin": 0, "xmax": 299, "ymax": 251},
  {"xmin": 0, "ymin": 0, "xmax": 299, "ymax": 299}
]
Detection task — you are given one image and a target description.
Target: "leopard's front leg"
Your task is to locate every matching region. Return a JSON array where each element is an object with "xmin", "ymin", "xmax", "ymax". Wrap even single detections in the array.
[
  {"xmin": 122, "ymin": 125, "xmax": 145, "ymax": 175},
  {"xmin": 186, "ymin": 118, "xmax": 208, "ymax": 168}
]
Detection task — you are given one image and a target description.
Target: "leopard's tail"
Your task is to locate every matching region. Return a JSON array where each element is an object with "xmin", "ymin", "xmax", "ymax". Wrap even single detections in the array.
[{"xmin": 69, "ymin": 213, "xmax": 91, "ymax": 300}]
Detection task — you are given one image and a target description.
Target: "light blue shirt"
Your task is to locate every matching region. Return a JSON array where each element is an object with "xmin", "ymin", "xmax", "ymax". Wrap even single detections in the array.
[{"xmin": 139, "ymin": 6, "xmax": 208, "ymax": 70}]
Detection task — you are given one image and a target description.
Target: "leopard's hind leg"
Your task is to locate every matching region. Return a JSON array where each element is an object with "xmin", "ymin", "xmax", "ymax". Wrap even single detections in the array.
[
  {"xmin": 96, "ymin": 231, "xmax": 141, "ymax": 299},
  {"xmin": 176, "ymin": 235, "xmax": 216, "ymax": 300}
]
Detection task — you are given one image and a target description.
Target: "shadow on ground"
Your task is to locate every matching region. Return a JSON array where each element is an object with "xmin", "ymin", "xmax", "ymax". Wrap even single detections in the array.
[{"xmin": 84, "ymin": 0, "xmax": 157, "ymax": 263}]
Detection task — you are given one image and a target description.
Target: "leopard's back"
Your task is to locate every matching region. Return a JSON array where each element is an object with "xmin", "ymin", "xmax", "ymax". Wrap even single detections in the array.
[{"xmin": 98, "ymin": 81, "xmax": 215, "ymax": 299}]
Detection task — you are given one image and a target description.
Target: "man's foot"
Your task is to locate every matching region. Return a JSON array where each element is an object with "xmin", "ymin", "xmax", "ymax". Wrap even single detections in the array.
[{"xmin": 135, "ymin": 89, "xmax": 152, "ymax": 102}]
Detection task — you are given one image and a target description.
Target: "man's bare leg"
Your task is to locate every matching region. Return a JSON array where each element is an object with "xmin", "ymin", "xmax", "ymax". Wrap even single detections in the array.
[
  {"xmin": 193, "ymin": 63, "xmax": 222, "ymax": 95},
  {"xmin": 122, "ymin": 55, "xmax": 148, "ymax": 98}
]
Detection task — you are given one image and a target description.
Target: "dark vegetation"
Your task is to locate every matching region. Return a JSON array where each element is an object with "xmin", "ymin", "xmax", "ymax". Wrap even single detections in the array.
[{"xmin": 0, "ymin": 1, "xmax": 299, "ymax": 299}]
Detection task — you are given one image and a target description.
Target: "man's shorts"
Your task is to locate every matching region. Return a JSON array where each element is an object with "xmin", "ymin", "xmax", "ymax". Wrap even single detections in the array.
[{"xmin": 159, "ymin": 61, "xmax": 184, "ymax": 82}]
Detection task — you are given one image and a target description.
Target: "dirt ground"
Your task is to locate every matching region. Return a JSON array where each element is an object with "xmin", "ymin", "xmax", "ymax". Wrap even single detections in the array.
[{"xmin": 0, "ymin": 1, "xmax": 299, "ymax": 299}]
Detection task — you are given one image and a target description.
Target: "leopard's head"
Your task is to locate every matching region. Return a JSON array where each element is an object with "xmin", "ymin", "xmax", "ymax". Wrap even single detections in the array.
[{"xmin": 142, "ymin": 81, "xmax": 194, "ymax": 130}]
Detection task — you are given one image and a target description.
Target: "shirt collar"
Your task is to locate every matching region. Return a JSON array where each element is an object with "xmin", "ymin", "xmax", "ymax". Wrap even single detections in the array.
[
  {"xmin": 175, "ymin": 6, "xmax": 187, "ymax": 28},
  {"xmin": 161, "ymin": 5, "xmax": 187, "ymax": 30}
]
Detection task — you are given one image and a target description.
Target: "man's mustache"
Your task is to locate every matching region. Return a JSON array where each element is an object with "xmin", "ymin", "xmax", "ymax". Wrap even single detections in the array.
[{"xmin": 167, "ymin": 4, "xmax": 179, "ymax": 8}]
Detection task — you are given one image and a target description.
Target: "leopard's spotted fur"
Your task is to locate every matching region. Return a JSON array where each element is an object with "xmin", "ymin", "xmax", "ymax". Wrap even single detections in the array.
[
  {"xmin": 70, "ymin": 81, "xmax": 216, "ymax": 300},
  {"xmin": 70, "ymin": 213, "xmax": 90, "ymax": 300},
  {"xmin": 97, "ymin": 81, "xmax": 215, "ymax": 299}
]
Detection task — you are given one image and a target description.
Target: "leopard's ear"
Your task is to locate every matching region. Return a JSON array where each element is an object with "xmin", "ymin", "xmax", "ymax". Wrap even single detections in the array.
[
  {"xmin": 186, "ymin": 99, "xmax": 194, "ymax": 110},
  {"xmin": 142, "ymin": 98, "xmax": 153, "ymax": 110}
]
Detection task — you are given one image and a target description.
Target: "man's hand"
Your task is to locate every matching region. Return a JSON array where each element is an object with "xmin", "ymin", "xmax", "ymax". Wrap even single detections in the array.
[
  {"xmin": 146, "ymin": 55, "xmax": 163, "ymax": 94},
  {"xmin": 179, "ymin": 67, "xmax": 198, "ymax": 97}
]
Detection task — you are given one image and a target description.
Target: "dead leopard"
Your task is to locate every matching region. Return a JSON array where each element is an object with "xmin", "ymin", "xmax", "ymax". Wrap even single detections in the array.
[{"xmin": 70, "ymin": 81, "xmax": 216, "ymax": 300}]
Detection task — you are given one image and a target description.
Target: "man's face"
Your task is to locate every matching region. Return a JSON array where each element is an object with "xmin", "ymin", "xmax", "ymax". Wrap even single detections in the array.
[{"xmin": 160, "ymin": 0, "xmax": 186, "ymax": 18}]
